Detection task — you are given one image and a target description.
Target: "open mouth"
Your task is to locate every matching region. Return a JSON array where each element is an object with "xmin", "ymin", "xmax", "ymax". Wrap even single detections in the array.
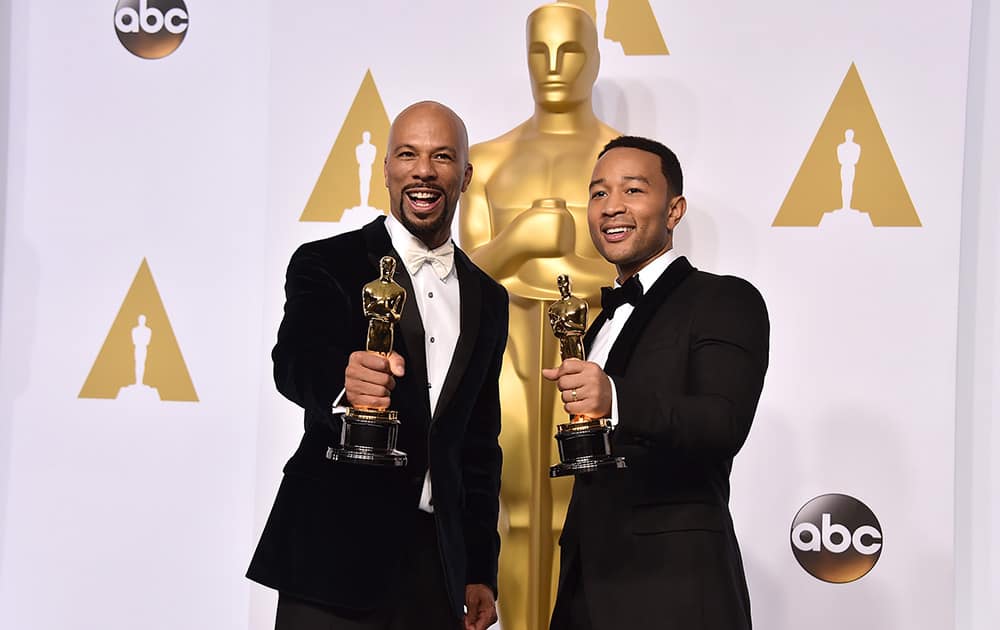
[
  {"xmin": 404, "ymin": 188, "xmax": 444, "ymax": 213},
  {"xmin": 602, "ymin": 225, "xmax": 634, "ymax": 242}
]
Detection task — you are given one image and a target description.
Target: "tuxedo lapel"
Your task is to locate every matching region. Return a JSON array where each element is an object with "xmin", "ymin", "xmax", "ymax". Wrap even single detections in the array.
[
  {"xmin": 362, "ymin": 218, "xmax": 431, "ymax": 419},
  {"xmin": 433, "ymin": 249, "xmax": 482, "ymax": 423},
  {"xmin": 604, "ymin": 257, "xmax": 695, "ymax": 376}
]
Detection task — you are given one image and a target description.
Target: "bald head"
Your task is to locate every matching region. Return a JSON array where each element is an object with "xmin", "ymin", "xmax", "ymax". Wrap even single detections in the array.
[{"xmin": 388, "ymin": 101, "xmax": 470, "ymax": 164}]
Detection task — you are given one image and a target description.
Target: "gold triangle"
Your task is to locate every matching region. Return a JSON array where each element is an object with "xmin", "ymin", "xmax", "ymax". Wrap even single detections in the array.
[
  {"xmin": 607, "ymin": 0, "xmax": 669, "ymax": 55},
  {"xmin": 79, "ymin": 259, "xmax": 198, "ymax": 402},
  {"xmin": 564, "ymin": 0, "xmax": 669, "ymax": 55},
  {"xmin": 773, "ymin": 63, "xmax": 920, "ymax": 227},
  {"xmin": 565, "ymin": 0, "xmax": 598, "ymax": 18},
  {"xmin": 300, "ymin": 69, "xmax": 391, "ymax": 222}
]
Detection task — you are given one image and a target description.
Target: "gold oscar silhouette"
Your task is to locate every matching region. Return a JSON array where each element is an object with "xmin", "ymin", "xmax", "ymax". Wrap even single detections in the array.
[
  {"xmin": 458, "ymin": 3, "xmax": 619, "ymax": 628},
  {"xmin": 326, "ymin": 256, "xmax": 408, "ymax": 467}
]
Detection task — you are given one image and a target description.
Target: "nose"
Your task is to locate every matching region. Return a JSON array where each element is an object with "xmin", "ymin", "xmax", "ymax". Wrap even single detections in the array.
[
  {"xmin": 546, "ymin": 44, "xmax": 560, "ymax": 75},
  {"xmin": 413, "ymin": 154, "xmax": 436, "ymax": 180},
  {"xmin": 602, "ymin": 190, "xmax": 626, "ymax": 216}
]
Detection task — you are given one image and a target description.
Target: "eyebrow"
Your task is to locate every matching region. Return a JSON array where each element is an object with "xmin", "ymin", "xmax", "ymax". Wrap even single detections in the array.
[
  {"xmin": 393, "ymin": 143, "xmax": 457, "ymax": 154},
  {"xmin": 589, "ymin": 175, "xmax": 651, "ymax": 188}
]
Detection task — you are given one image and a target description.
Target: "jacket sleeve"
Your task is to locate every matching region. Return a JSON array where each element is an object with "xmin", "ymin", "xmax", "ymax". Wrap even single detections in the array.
[
  {"xmin": 612, "ymin": 277, "xmax": 770, "ymax": 460},
  {"xmin": 460, "ymin": 288, "xmax": 508, "ymax": 594},
  {"xmin": 271, "ymin": 243, "xmax": 355, "ymax": 421}
]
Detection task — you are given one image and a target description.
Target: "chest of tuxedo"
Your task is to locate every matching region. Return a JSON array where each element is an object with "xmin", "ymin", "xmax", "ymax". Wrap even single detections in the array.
[
  {"xmin": 599, "ymin": 270, "xmax": 701, "ymax": 391},
  {"xmin": 579, "ymin": 275, "xmax": 731, "ymax": 504}
]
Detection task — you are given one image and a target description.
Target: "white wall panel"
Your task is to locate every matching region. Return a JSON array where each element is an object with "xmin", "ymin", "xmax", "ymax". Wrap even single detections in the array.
[
  {"xmin": 0, "ymin": 1, "xmax": 994, "ymax": 629},
  {"xmin": 0, "ymin": 2, "xmax": 271, "ymax": 629}
]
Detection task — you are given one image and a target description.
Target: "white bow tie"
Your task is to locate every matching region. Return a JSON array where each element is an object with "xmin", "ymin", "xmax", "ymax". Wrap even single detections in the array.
[{"xmin": 401, "ymin": 241, "xmax": 455, "ymax": 280}]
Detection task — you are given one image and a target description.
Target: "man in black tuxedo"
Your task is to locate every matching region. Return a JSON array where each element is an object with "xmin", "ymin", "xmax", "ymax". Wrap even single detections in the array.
[
  {"xmin": 544, "ymin": 136, "xmax": 769, "ymax": 630},
  {"xmin": 248, "ymin": 101, "xmax": 507, "ymax": 630}
]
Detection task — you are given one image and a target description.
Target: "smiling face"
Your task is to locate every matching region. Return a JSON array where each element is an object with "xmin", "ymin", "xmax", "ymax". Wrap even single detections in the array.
[
  {"xmin": 526, "ymin": 3, "xmax": 599, "ymax": 112},
  {"xmin": 587, "ymin": 147, "xmax": 686, "ymax": 281},
  {"xmin": 384, "ymin": 102, "xmax": 472, "ymax": 249}
]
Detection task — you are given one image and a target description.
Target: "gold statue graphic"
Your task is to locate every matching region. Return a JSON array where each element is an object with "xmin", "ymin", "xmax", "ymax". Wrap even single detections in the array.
[
  {"xmin": 362, "ymin": 256, "xmax": 406, "ymax": 359},
  {"xmin": 458, "ymin": 3, "xmax": 619, "ymax": 628}
]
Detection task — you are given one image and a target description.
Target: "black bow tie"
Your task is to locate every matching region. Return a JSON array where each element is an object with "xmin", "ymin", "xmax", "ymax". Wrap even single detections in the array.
[{"xmin": 600, "ymin": 275, "xmax": 643, "ymax": 319}]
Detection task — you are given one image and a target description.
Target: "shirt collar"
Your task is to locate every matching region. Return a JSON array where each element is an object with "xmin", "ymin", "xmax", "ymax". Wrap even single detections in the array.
[
  {"xmin": 617, "ymin": 247, "xmax": 680, "ymax": 291},
  {"xmin": 384, "ymin": 214, "xmax": 456, "ymax": 279}
]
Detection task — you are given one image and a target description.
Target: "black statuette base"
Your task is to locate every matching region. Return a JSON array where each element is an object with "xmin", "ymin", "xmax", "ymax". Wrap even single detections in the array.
[
  {"xmin": 326, "ymin": 407, "xmax": 407, "ymax": 467},
  {"xmin": 549, "ymin": 418, "xmax": 626, "ymax": 478}
]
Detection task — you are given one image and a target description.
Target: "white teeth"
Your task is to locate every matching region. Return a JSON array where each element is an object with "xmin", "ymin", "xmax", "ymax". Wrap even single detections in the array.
[
  {"xmin": 408, "ymin": 191, "xmax": 439, "ymax": 200},
  {"xmin": 605, "ymin": 226, "xmax": 632, "ymax": 234}
]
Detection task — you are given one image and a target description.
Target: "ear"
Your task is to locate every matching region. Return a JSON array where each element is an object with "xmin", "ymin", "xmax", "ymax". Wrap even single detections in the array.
[
  {"xmin": 461, "ymin": 162, "xmax": 473, "ymax": 193},
  {"xmin": 666, "ymin": 195, "xmax": 686, "ymax": 230},
  {"xmin": 383, "ymin": 155, "xmax": 390, "ymax": 189}
]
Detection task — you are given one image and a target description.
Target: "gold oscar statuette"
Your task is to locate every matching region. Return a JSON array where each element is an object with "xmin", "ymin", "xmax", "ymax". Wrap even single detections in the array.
[
  {"xmin": 458, "ymin": 3, "xmax": 621, "ymax": 627},
  {"xmin": 326, "ymin": 256, "xmax": 408, "ymax": 467},
  {"xmin": 547, "ymin": 275, "xmax": 625, "ymax": 477}
]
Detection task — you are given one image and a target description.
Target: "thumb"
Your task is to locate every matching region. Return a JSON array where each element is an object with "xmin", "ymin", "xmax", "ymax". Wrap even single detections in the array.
[
  {"xmin": 541, "ymin": 366, "xmax": 560, "ymax": 381},
  {"xmin": 387, "ymin": 352, "xmax": 406, "ymax": 377}
]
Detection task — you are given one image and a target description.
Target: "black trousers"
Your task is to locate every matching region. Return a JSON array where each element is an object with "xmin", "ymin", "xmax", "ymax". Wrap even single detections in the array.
[
  {"xmin": 549, "ymin": 547, "xmax": 594, "ymax": 630},
  {"xmin": 275, "ymin": 512, "xmax": 460, "ymax": 630}
]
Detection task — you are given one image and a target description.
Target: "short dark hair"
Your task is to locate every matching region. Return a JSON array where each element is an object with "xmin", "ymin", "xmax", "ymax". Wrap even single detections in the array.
[{"xmin": 598, "ymin": 135, "xmax": 683, "ymax": 197}]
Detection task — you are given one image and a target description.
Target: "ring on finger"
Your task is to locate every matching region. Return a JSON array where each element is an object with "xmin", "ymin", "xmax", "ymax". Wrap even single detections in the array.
[{"xmin": 571, "ymin": 389, "xmax": 578, "ymax": 401}]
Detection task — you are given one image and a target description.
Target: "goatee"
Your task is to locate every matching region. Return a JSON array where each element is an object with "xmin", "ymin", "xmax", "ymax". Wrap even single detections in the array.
[{"xmin": 399, "ymin": 196, "xmax": 453, "ymax": 245}]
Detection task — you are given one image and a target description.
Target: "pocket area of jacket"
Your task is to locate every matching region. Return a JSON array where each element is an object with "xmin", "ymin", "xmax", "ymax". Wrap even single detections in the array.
[{"xmin": 631, "ymin": 502, "xmax": 726, "ymax": 535}]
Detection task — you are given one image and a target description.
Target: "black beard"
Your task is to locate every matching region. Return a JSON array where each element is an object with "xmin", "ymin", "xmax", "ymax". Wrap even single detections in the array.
[{"xmin": 398, "ymin": 194, "xmax": 453, "ymax": 245}]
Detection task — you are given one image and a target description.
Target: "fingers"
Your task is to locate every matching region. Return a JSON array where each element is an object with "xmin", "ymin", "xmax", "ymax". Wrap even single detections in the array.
[
  {"xmin": 542, "ymin": 357, "xmax": 585, "ymax": 382},
  {"xmin": 463, "ymin": 585, "xmax": 497, "ymax": 630},
  {"xmin": 464, "ymin": 597, "xmax": 496, "ymax": 630},
  {"xmin": 554, "ymin": 362, "xmax": 597, "ymax": 399},
  {"xmin": 547, "ymin": 361, "xmax": 613, "ymax": 419},
  {"xmin": 386, "ymin": 351, "xmax": 406, "ymax": 377},
  {"xmin": 344, "ymin": 351, "xmax": 398, "ymax": 409},
  {"xmin": 560, "ymin": 385, "xmax": 589, "ymax": 405},
  {"xmin": 463, "ymin": 596, "xmax": 480, "ymax": 630},
  {"xmin": 350, "ymin": 350, "xmax": 393, "ymax": 374}
]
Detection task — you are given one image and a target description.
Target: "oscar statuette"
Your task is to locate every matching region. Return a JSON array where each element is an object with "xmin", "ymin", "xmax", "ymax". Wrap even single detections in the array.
[
  {"xmin": 326, "ymin": 256, "xmax": 408, "ymax": 467},
  {"xmin": 548, "ymin": 275, "xmax": 626, "ymax": 477}
]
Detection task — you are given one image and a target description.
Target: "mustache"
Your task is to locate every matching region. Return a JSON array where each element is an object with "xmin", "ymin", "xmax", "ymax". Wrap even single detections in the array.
[{"xmin": 402, "ymin": 183, "xmax": 446, "ymax": 195}]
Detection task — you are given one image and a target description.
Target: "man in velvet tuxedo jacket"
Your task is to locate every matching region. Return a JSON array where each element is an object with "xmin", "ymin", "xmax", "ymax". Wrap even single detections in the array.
[
  {"xmin": 248, "ymin": 102, "xmax": 507, "ymax": 630},
  {"xmin": 545, "ymin": 136, "xmax": 769, "ymax": 630}
]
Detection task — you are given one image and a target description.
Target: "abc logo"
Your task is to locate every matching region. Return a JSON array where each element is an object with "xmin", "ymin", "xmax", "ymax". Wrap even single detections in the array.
[
  {"xmin": 790, "ymin": 493, "xmax": 883, "ymax": 583},
  {"xmin": 114, "ymin": 0, "xmax": 189, "ymax": 60}
]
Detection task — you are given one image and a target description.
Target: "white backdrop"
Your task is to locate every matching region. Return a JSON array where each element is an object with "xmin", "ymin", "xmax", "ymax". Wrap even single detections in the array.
[
  {"xmin": 0, "ymin": 1, "xmax": 271, "ymax": 628},
  {"xmin": 0, "ymin": 1, "xmax": 997, "ymax": 629}
]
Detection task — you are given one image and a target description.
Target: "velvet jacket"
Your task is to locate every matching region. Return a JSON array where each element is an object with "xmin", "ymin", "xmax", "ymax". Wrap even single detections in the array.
[{"xmin": 247, "ymin": 217, "xmax": 508, "ymax": 618}]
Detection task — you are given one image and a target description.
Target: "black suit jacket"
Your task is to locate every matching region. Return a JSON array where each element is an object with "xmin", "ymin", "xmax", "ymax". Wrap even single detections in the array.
[
  {"xmin": 247, "ymin": 217, "xmax": 508, "ymax": 618},
  {"xmin": 552, "ymin": 256, "xmax": 769, "ymax": 630}
]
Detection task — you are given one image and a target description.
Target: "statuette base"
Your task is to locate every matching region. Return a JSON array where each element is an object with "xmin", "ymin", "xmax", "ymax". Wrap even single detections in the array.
[
  {"xmin": 326, "ymin": 407, "xmax": 407, "ymax": 467},
  {"xmin": 549, "ymin": 418, "xmax": 626, "ymax": 477}
]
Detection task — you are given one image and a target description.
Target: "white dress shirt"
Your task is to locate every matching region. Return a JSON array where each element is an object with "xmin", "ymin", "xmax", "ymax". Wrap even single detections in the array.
[
  {"xmin": 588, "ymin": 248, "xmax": 679, "ymax": 425},
  {"xmin": 385, "ymin": 215, "xmax": 461, "ymax": 513},
  {"xmin": 331, "ymin": 217, "xmax": 461, "ymax": 512}
]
